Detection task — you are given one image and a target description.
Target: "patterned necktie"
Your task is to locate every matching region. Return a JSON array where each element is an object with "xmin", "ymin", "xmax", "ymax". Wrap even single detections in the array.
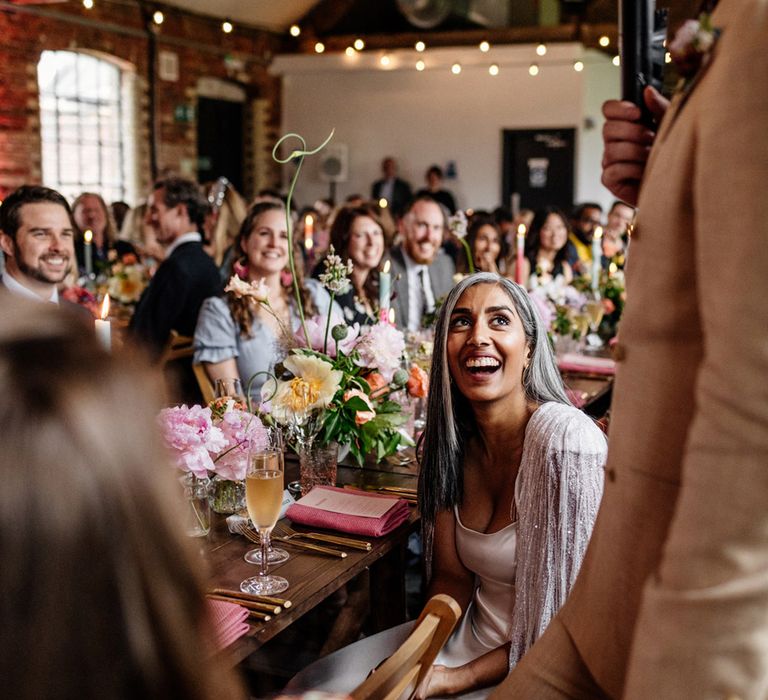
[{"xmin": 419, "ymin": 267, "xmax": 435, "ymax": 315}]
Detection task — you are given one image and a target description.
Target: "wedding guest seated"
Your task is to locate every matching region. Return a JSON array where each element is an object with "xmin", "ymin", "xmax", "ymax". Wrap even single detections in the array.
[
  {"xmin": 416, "ymin": 164, "xmax": 457, "ymax": 214},
  {"xmin": 371, "ymin": 156, "xmax": 412, "ymax": 219},
  {"xmin": 288, "ymin": 273, "xmax": 605, "ymax": 698},
  {"xmin": 314, "ymin": 203, "xmax": 385, "ymax": 325},
  {"xmin": 603, "ymin": 200, "xmax": 636, "ymax": 264},
  {"xmin": 565, "ymin": 202, "xmax": 603, "ymax": 275},
  {"xmin": 0, "ymin": 301, "xmax": 243, "ymax": 700},
  {"xmin": 118, "ymin": 201, "xmax": 165, "ymax": 272},
  {"xmin": 73, "ymin": 192, "xmax": 135, "ymax": 275},
  {"xmin": 507, "ymin": 207, "xmax": 574, "ymax": 288},
  {"xmin": 456, "ymin": 215, "xmax": 505, "ymax": 275},
  {"xmin": 194, "ymin": 201, "xmax": 337, "ymax": 402},
  {"xmin": 0, "ymin": 184, "xmax": 87, "ymax": 321},
  {"xmin": 388, "ymin": 196, "xmax": 455, "ymax": 332}
]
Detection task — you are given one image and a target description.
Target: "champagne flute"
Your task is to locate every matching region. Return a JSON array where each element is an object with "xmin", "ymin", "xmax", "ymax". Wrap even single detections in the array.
[
  {"xmin": 584, "ymin": 292, "xmax": 605, "ymax": 348},
  {"xmin": 240, "ymin": 429, "xmax": 289, "ymax": 595},
  {"xmin": 244, "ymin": 429, "xmax": 289, "ymax": 565},
  {"xmin": 571, "ymin": 310, "xmax": 590, "ymax": 353}
]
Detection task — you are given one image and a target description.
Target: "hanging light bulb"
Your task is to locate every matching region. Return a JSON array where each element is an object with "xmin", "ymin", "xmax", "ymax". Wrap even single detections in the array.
[
  {"xmin": 353, "ymin": 38, "xmax": 365, "ymax": 50},
  {"xmin": 83, "ymin": 0, "xmax": 94, "ymax": 8},
  {"xmin": 152, "ymin": 10, "xmax": 164, "ymax": 25},
  {"xmin": 479, "ymin": 40, "xmax": 490, "ymax": 52},
  {"xmin": 314, "ymin": 42, "xmax": 325, "ymax": 54},
  {"xmin": 289, "ymin": 24, "xmax": 301, "ymax": 37},
  {"xmin": 488, "ymin": 63, "xmax": 499, "ymax": 76},
  {"xmin": 222, "ymin": 19, "xmax": 233, "ymax": 33},
  {"xmin": 599, "ymin": 35, "xmax": 610, "ymax": 47},
  {"xmin": 416, "ymin": 60, "xmax": 425, "ymax": 71},
  {"xmin": 536, "ymin": 43, "xmax": 547, "ymax": 56},
  {"xmin": 451, "ymin": 63, "xmax": 462, "ymax": 75},
  {"xmin": 612, "ymin": 55, "xmax": 621, "ymax": 66},
  {"xmin": 415, "ymin": 41, "xmax": 426, "ymax": 52},
  {"xmin": 573, "ymin": 60, "xmax": 584, "ymax": 72},
  {"xmin": 529, "ymin": 63, "xmax": 540, "ymax": 76}
]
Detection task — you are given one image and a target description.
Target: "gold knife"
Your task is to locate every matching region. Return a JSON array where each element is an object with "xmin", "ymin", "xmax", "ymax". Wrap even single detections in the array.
[
  {"xmin": 293, "ymin": 532, "xmax": 372, "ymax": 551},
  {"xmin": 271, "ymin": 536, "xmax": 348, "ymax": 558}
]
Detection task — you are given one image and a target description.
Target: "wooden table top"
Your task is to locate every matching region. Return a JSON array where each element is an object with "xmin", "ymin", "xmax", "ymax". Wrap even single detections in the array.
[{"xmin": 205, "ymin": 460, "xmax": 420, "ymax": 665}]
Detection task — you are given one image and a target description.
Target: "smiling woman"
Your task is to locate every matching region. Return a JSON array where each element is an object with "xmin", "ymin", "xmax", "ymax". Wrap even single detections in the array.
[{"xmin": 288, "ymin": 273, "xmax": 606, "ymax": 699}]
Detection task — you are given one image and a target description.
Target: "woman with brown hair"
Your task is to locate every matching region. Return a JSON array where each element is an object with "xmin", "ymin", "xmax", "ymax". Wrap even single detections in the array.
[
  {"xmin": 194, "ymin": 201, "xmax": 337, "ymax": 401},
  {"xmin": 0, "ymin": 300, "xmax": 244, "ymax": 700},
  {"xmin": 73, "ymin": 191, "xmax": 135, "ymax": 275},
  {"xmin": 314, "ymin": 203, "xmax": 386, "ymax": 325}
]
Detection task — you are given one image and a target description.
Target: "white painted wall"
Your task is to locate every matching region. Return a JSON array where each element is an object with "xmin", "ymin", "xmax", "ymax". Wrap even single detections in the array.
[{"xmin": 272, "ymin": 43, "xmax": 619, "ymax": 213}]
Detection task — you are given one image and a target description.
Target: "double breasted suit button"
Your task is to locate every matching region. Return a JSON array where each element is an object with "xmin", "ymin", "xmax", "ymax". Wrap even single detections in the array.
[{"xmin": 611, "ymin": 342, "xmax": 626, "ymax": 362}]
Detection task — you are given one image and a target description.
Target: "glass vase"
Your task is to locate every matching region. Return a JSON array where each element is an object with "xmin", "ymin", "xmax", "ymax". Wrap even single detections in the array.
[
  {"xmin": 181, "ymin": 473, "xmax": 211, "ymax": 537},
  {"xmin": 208, "ymin": 474, "xmax": 246, "ymax": 514},
  {"xmin": 298, "ymin": 441, "xmax": 339, "ymax": 496}
]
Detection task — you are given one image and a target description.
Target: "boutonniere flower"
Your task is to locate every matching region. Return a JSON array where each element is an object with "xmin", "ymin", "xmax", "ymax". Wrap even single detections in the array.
[{"xmin": 669, "ymin": 13, "xmax": 720, "ymax": 90}]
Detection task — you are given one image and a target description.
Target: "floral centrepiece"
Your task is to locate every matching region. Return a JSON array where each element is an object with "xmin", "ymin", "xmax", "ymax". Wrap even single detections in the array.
[
  {"xmin": 158, "ymin": 399, "xmax": 269, "ymax": 513},
  {"xmin": 105, "ymin": 253, "xmax": 150, "ymax": 305}
]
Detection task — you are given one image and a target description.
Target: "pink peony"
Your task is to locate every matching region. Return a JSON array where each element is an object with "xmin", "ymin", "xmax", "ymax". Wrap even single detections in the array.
[
  {"xmin": 157, "ymin": 405, "xmax": 227, "ymax": 478},
  {"xmin": 213, "ymin": 410, "xmax": 268, "ymax": 481},
  {"xmin": 295, "ymin": 312, "xmax": 360, "ymax": 357},
  {"xmin": 344, "ymin": 389, "xmax": 376, "ymax": 425},
  {"xmin": 528, "ymin": 290, "xmax": 555, "ymax": 329},
  {"xmin": 353, "ymin": 322, "xmax": 406, "ymax": 382}
]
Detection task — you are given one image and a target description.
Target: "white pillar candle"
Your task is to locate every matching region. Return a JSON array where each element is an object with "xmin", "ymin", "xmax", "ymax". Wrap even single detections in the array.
[
  {"xmin": 96, "ymin": 294, "xmax": 111, "ymax": 351},
  {"xmin": 379, "ymin": 259, "xmax": 391, "ymax": 320}
]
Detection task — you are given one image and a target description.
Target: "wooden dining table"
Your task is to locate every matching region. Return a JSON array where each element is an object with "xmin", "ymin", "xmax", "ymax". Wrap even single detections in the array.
[{"xmin": 204, "ymin": 456, "xmax": 420, "ymax": 666}]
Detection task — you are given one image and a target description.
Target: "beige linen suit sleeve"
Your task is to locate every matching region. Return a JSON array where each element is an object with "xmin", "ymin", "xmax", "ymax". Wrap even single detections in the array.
[{"xmin": 624, "ymin": 4, "xmax": 768, "ymax": 698}]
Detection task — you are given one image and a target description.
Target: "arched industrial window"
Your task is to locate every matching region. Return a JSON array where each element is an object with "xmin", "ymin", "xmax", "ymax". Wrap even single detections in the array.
[{"xmin": 38, "ymin": 50, "xmax": 136, "ymax": 204}]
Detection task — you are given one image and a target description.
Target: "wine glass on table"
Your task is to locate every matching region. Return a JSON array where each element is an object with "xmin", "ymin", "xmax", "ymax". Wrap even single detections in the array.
[
  {"xmin": 241, "ymin": 428, "xmax": 289, "ymax": 595},
  {"xmin": 244, "ymin": 429, "xmax": 289, "ymax": 565},
  {"xmin": 584, "ymin": 292, "xmax": 605, "ymax": 348}
]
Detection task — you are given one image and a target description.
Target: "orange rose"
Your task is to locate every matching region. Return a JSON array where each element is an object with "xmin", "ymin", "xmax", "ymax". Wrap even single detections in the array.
[
  {"xmin": 343, "ymin": 389, "xmax": 376, "ymax": 425},
  {"xmin": 601, "ymin": 298, "xmax": 615, "ymax": 314},
  {"xmin": 406, "ymin": 363, "xmax": 429, "ymax": 398},
  {"xmin": 365, "ymin": 372, "xmax": 389, "ymax": 399}
]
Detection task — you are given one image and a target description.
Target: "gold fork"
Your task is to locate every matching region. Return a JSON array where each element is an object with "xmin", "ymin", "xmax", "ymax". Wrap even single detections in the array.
[
  {"xmin": 232, "ymin": 520, "xmax": 347, "ymax": 558},
  {"xmin": 274, "ymin": 525, "xmax": 372, "ymax": 551}
]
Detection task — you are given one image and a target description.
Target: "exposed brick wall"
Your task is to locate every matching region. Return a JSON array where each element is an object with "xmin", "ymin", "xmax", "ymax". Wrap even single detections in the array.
[{"xmin": 0, "ymin": 1, "xmax": 283, "ymax": 202}]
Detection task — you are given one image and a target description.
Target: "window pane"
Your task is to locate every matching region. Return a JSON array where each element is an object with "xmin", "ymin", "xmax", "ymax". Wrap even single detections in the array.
[{"xmin": 38, "ymin": 50, "xmax": 135, "ymax": 204}]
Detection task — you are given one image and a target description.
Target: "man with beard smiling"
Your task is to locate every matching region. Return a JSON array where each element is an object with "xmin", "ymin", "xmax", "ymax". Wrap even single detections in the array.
[
  {"xmin": 388, "ymin": 196, "xmax": 456, "ymax": 332},
  {"xmin": 0, "ymin": 185, "xmax": 76, "ymax": 305}
]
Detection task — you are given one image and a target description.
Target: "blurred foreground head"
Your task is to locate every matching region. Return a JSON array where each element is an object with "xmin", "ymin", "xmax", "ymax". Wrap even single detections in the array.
[{"xmin": 0, "ymin": 300, "xmax": 242, "ymax": 699}]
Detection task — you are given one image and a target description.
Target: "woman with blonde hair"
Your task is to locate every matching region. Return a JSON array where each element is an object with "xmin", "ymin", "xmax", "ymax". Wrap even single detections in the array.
[{"xmin": 0, "ymin": 300, "xmax": 244, "ymax": 700}]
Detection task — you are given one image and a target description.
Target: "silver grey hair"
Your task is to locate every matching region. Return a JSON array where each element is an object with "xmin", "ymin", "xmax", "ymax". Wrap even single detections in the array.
[{"xmin": 418, "ymin": 272, "xmax": 571, "ymax": 575}]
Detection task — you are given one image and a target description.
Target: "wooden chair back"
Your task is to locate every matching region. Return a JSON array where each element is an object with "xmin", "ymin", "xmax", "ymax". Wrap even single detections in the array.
[
  {"xmin": 159, "ymin": 331, "xmax": 215, "ymax": 404},
  {"xmin": 350, "ymin": 594, "xmax": 461, "ymax": 700}
]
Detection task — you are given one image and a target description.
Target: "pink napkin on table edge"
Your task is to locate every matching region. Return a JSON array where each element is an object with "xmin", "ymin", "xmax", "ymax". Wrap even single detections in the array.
[
  {"xmin": 565, "ymin": 388, "xmax": 586, "ymax": 408},
  {"xmin": 207, "ymin": 599, "xmax": 250, "ymax": 650},
  {"xmin": 558, "ymin": 352, "xmax": 616, "ymax": 376},
  {"xmin": 286, "ymin": 485, "xmax": 411, "ymax": 537}
]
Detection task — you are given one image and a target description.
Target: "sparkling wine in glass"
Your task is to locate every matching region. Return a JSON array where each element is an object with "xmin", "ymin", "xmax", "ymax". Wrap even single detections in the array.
[
  {"xmin": 240, "ymin": 432, "xmax": 289, "ymax": 596},
  {"xmin": 585, "ymin": 293, "xmax": 605, "ymax": 347},
  {"xmin": 244, "ymin": 432, "xmax": 289, "ymax": 565}
]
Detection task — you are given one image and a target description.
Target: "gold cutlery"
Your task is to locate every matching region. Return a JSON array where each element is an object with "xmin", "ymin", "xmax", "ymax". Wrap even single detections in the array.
[
  {"xmin": 275, "ymin": 527, "xmax": 372, "ymax": 551},
  {"xmin": 233, "ymin": 520, "xmax": 347, "ymax": 558},
  {"xmin": 210, "ymin": 588, "xmax": 292, "ymax": 609},
  {"xmin": 206, "ymin": 593, "xmax": 281, "ymax": 614}
]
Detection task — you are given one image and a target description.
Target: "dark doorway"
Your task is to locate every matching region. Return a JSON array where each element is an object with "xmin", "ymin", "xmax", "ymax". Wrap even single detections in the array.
[
  {"xmin": 502, "ymin": 128, "xmax": 575, "ymax": 213},
  {"xmin": 197, "ymin": 97, "xmax": 244, "ymax": 192}
]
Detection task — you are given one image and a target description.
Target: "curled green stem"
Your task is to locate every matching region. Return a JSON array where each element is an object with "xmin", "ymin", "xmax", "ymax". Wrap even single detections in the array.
[
  {"xmin": 272, "ymin": 130, "xmax": 335, "ymax": 349},
  {"xmin": 460, "ymin": 238, "xmax": 475, "ymax": 274}
]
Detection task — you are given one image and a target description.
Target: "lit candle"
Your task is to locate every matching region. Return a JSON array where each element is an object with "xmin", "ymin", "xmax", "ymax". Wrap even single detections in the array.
[
  {"xmin": 388, "ymin": 307, "xmax": 395, "ymax": 326},
  {"xmin": 83, "ymin": 229, "xmax": 93, "ymax": 277},
  {"xmin": 515, "ymin": 224, "xmax": 526, "ymax": 285},
  {"xmin": 591, "ymin": 226, "xmax": 603, "ymax": 292},
  {"xmin": 379, "ymin": 259, "xmax": 391, "ymax": 322},
  {"xmin": 304, "ymin": 214, "xmax": 314, "ymax": 252},
  {"xmin": 95, "ymin": 294, "xmax": 111, "ymax": 351}
]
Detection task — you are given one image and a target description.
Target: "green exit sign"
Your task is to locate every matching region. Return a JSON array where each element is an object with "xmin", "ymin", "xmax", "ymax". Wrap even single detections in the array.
[{"xmin": 174, "ymin": 105, "xmax": 195, "ymax": 123}]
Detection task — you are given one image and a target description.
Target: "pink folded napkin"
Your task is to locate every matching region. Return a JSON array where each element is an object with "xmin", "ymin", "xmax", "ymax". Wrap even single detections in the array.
[
  {"xmin": 207, "ymin": 599, "xmax": 250, "ymax": 650},
  {"xmin": 286, "ymin": 485, "xmax": 411, "ymax": 537},
  {"xmin": 565, "ymin": 387, "xmax": 586, "ymax": 408},
  {"xmin": 558, "ymin": 352, "xmax": 616, "ymax": 376}
]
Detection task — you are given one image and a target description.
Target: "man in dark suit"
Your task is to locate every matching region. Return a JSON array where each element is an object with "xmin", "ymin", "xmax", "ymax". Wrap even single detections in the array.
[
  {"xmin": 130, "ymin": 177, "xmax": 220, "ymax": 361},
  {"xmin": 371, "ymin": 157, "xmax": 412, "ymax": 219},
  {"xmin": 387, "ymin": 195, "xmax": 455, "ymax": 332}
]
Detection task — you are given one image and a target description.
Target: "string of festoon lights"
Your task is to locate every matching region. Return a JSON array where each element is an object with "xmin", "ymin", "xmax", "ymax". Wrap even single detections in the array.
[
  {"xmin": 305, "ymin": 32, "xmax": 622, "ymax": 76},
  {"xmin": 80, "ymin": 0, "xmax": 237, "ymax": 33}
]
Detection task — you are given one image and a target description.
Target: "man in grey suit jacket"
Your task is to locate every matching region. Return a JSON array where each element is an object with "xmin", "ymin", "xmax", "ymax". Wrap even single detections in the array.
[{"xmin": 387, "ymin": 196, "xmax": 455, "ymax": 332}]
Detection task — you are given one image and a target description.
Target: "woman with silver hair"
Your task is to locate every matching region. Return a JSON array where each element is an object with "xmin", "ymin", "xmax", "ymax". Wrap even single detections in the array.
[{"xmin": 288, "ymin": 272, "xmax": 605, "ymax": 699}]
